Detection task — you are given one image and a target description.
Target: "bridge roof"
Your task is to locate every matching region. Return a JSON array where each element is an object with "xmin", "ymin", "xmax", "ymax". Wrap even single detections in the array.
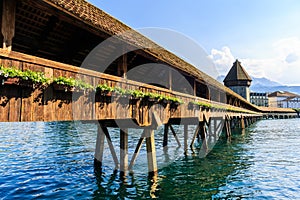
[
  {"xmin": 42, "ymin": 0, "xmax": 252, "ymax": 100},
  {"xmin": 42, "ymin": 0, "xmax": 212, "ymax": 81}
]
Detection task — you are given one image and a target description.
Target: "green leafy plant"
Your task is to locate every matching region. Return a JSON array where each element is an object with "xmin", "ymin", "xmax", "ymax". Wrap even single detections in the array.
[
  {"xmin": 22, "ymin": 70, "xmax": 50, "ymax": 84},
  {"xmin": 53, "ymin": 76, "xmax": 93, "ymax": 92},
  {"xmin": 0, "ymin": 65, "xmax": 50, "ymax": 86},
  {"xmin": 165, "ymin": 96, "xmax": 184, "ymax": 105},
  {"xmin": 114, "ymin": 87, "xmax": 128, "ymax": 97},
  {"xmin": 128, "ymin": 89, "xmax": 145, "ymax": 99},
  {"xmin": 190, "ymin": 101, "xmax": 212, "ymax": 108},
  {"xmin": 95, "ymin": 84, "xmax": 115, "ymax": 94}
]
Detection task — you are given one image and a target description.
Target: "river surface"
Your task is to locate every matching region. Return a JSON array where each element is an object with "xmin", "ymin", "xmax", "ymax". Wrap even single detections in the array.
[{"xmin": 0, "ymin": 118, "xmax": 300, "ymax": 199}]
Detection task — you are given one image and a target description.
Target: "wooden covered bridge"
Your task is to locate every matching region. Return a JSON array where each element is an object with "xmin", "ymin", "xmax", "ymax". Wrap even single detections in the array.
[{"xmin": 0, "ymin": 0, "xmax": 297, "ymax": 175}]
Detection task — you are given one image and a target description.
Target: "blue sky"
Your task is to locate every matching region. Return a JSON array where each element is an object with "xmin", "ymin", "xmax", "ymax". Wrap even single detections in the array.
[{"xmin": 89, "ymin": 0, "xmax": 300, "ymax": 85}]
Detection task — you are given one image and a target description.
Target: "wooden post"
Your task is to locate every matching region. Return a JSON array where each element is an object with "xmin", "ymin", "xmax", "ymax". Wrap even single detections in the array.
[
  {"xmin": 224, "ymin": 119, "xmax": 231, "ymax": 138},
  {"xmin": 101, "ymin": 125, "xmax": 119, "ymax": 169},
  {"xmin": 122, "ymin": 53, "xmax": 127, "ymax": 79},
  {"xmin": 118, "ymin": 52, "xmax": 127, "ymax": 78},
  {"xmin": 129, "ymin": 130, "xmax": 146, "ymax": 171},
  {"xmin": 193, "ymin": 80, "xmax": 197, "ymax": 96},
  {"xmin": 199, "ymin": 121, "xmax": 208, "ymax": 152},
  {"xmin": 2, "ymin": 0, "xmax": 16, "ymax": 50},
  {"xmin": 190, "ymin": 123, "xmax": 200, "ymax": 149},
  {"xmin": 163, "ymin": 124, "xmax": 169, "ymax": 148},
  {"xmin": 168, "ymin": 68, "xmax": 172, "ymax": 90},
  {"xmin": 169, "ymin": 125, "xmax": 181, "ymax": 147},
  {"xmin": 145, "ymin": 129, "xmax": 157, "ymax": 175},
  {"xmin": 240, "ymin": 117, "xmax": 245, "ymax": 129},
  {"xmin": 94, "ymin": 124, "xmax": 105, "ymax": 166},
  {"xmin": 184, "ymin": 124, "xmax": 188, "ymax": 154},
  {"xmin": 120, "ymin": 128, "xmax": 128, "ymax": 175}
]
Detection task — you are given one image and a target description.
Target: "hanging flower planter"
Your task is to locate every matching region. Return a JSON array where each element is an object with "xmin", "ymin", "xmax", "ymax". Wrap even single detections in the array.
[
  {"xmin": 0, "ymin": 76, "xmax": 35, "ymax": 88},
  {"xmin": 188, "ymin": 102, "xmax": 200, "ymax": 110},
  {"xmin": 1, "ymin": 77, "xmax": 19, "ymax": 85},
  {"xmin": 52, "ymin": 76, "xmax": 93, "ymax": 94},
  {"xmin": 0, "ymin": 66, "xmax": 50, "ymax": 89},
  {"xmin": 95, "ymin": 84, "xmax": 115, "ymax": 97},
  {"xmin": 52, "ymin": 82, "xmax": 76, "ymax": 92}
]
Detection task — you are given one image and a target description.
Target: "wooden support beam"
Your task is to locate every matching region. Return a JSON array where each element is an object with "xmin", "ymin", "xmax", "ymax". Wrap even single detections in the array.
[
  {"xmin": 184, "ymin": 124, "xmax": 188, "ymax": 154},
  {"xmin": 193, "ymin": 79, "xmax": 197, "ymax": 96},
  {"xmin": 240, "ymin": 117, "xmax": 245, "ymax": 129},
  {"xmin": 169, "ymin": 125, "xmax": 181, "ymax": 147},
  {"xmin": 128, "ymin": 130, "xmax": 146, "ymax": 171},
  {"xmin": 190, "ymin": 123, "xmax": 200, "ymax": 149},
  {"xmin": 101, "ymin": 124, "xmax": 119, "ymax": 169},
  {"xmin": 2, "ymin": 0, "xmax": 16, "ymax": 50},
  {"xmin": 224, "ymin": 119, "xmax": 231, "ymax": 138},
  {"xmin": 120, "ymin": 128, "xmax": 128, "ymax": 174},
  {"xmin": 94, "ymin": 124, "xmax": 105, "ymax": 166},
  {"xmin": 145, "ymin": 129, "xmax": 157, "ymax": 175},
  {"xmin": 168, "ymin": 68, "xmax": 172, "ymax": 90},
  {"xmin": 118, "ymin": 51, "xmax": 127, "ymax": 78},
  {"xmin": 163, "ymin": 124, "xmax": 169, "ymax": 148},
  {"xmin": 199, "ymin": 121, "xmax": 208, "ymax": 153}
]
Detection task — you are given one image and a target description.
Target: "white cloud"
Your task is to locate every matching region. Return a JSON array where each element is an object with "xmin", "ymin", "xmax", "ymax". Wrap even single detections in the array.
[
  {"xmin": 208, "ymin": 46, "xmax": 235, "ymax": 75},
  {"xmin": 209, "ymin": 37, "xmax": 300, "ymax": 85}
]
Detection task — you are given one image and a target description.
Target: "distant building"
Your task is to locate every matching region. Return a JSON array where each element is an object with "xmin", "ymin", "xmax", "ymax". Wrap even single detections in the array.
[
  {"xmin": 224, "ymin": 59, "xmax": 252, "ymax": 101},
  {"xmin": 268, "ymin": 91, "xmax": 300, "ymax": 108},
  {"xmin": 250, "ymin": 92, "xmax": 269, "ymax": 107},
  {"xmin": 282, "ymin": 96, "xmax": 300, "ymax": 108}
]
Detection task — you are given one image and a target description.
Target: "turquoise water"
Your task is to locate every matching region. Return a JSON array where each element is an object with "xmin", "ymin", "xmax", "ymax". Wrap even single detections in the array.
[{"xmin": 0, "ymin": 119, "xmax": 300, "ymax": 199}]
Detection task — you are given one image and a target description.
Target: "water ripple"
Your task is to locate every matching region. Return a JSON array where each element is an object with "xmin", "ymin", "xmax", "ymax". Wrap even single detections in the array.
[{"xmin": 1, "ymin": 119, "xmax": 300, "ymax": 199}]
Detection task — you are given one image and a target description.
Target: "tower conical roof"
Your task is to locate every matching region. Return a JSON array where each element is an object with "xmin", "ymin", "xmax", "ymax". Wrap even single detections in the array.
[
  {"xmin": 223, "ymin": 59, "xmax": 252, "ymax": 87},
  {"xmin": 224, "ymin": 59, "xmax": 252, "ymax": 82}
]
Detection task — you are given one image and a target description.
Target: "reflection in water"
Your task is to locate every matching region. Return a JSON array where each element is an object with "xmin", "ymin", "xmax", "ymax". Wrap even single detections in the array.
[{"xmin": 0, "ymin": 119, "xmax": 300, "ymax": 199}]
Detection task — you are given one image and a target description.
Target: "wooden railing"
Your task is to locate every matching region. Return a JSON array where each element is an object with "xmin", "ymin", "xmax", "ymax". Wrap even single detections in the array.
[{"xmin": 0, "ymin": 49, "xmax": 279, "ymax": 125}]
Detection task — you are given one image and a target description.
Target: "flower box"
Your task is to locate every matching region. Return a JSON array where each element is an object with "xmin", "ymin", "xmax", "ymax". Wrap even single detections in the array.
[
  {"xmin": 52, "ymin": 82, "xmax": 76, "ymax": 92},
  {"xmin": 0, "ymin": 76, "xmax": 34, "ymax": 88}
]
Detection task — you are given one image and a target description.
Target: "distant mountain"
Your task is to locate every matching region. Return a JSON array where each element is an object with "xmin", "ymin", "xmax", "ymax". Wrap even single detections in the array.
[
  {"xmin": 251, "ymin": 77, "xmax": 282, "ymax": 87},
  {"xmin": 217, "ymin": 75, "xmax": 300, "ymax": 95}
]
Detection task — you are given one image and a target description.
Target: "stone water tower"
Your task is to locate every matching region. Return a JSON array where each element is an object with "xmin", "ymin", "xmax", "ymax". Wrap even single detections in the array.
[{"xmin": 224, "ymin": 59, "xmax": 252, "ymax": 101}]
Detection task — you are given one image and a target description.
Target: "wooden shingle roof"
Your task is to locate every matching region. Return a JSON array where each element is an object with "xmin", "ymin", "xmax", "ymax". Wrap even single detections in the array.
[
  {"xmin": 224, "ymin": 59, "xmax": 252, "ymax": 82},
  {"xmin": 42, "ymin": 0, "xmax": 220, "ymax": 86},
  {"xmin": 41, "ymin": 0, "xmax": 257, "ymax": 107}
]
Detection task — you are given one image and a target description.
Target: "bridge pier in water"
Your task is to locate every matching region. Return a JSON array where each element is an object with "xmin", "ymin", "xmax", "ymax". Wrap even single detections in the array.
[{"xmin": 94, "ymin": 114, "xmax": 262, "ymax": 176}]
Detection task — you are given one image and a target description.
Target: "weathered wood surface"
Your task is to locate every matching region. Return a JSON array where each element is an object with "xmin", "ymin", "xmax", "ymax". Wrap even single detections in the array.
[
  {"xmin": 2, "ymin": 0, "xmax": 16, "ymax": 50},
  {"xmin": 0, "ymin": 50, "xmax": 296, "ymax": 124}
]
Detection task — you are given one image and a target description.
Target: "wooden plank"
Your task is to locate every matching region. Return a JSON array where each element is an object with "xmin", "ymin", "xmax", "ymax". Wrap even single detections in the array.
[
  {"xmin": 0, "ymin": 86, "xmax": 10, "ymax": 122},
  {"xmin": 8, "ymin": 86, "xmax": 21, "ymax": 122}
]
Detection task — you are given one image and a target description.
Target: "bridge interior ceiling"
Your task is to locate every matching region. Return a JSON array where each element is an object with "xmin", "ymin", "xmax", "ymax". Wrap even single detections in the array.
[{"xmin": 1, "ymin": 0, "xmax": 216, "ymax": 98}]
